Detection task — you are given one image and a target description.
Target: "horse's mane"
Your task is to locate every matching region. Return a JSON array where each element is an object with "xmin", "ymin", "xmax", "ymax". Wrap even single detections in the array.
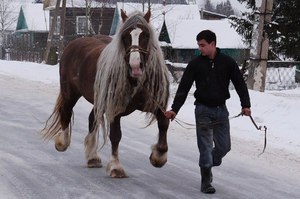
[{"xmin": 93, "ymin": 10, "xmax": 169, "ymax": 135}]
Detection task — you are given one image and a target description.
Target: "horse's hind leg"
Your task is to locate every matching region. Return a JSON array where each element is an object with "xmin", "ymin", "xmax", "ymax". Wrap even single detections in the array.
[
  {"xmin": 150, "ymin": 109, "xmax": 169, "ymax": 167},
  {"xmin": 106, "ymin": 116, "xmax": 127, "ymax": 178},
  {"xmin": 55, "ymin": 94, "xmax": 80, "ymax": 152},
  {"xmin": 84, "ymin": 108, "xmax": 102, "ymax": 168}
]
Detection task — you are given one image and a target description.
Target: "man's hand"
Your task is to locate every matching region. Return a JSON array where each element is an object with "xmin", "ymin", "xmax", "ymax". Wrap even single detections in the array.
[
  {"xmin": 164, "ymin": 110, "xmax": 177, "ymax": 121},
  {"xmin": 241, "ymin": 108, "xmax": 251, "ymax": 116}
]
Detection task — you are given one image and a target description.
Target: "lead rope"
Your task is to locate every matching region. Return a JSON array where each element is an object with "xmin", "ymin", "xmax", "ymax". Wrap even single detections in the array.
[
  {"xmin": 136, "ymin": 79, "xmax": 267, "ymax": 156},
  {"xmin": 249, "ymin": 115, "xmax": 267, "ymax": 156},
  {"xmin": 175, "ymin": 113, "xmax": 267, "ymax": 156}
]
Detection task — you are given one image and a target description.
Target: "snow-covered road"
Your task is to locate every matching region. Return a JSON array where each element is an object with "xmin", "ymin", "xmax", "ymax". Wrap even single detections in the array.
[{"xmin": 1, "ymin": 74, "xmax": 300, "ymax": 199}]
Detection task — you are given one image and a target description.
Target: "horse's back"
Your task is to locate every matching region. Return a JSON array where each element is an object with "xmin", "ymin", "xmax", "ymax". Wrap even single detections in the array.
[{"xmin": 60, "ymin": 35, "xmax": 112, "ymax": 103}]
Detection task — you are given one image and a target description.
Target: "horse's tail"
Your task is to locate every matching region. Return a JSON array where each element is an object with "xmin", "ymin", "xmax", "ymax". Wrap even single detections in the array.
[{"xmin": 41, "ymin": 91, "xmax": 72, "ymax": 141}]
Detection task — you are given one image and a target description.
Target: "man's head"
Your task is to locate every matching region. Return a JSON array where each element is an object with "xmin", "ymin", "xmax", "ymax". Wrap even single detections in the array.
[{"xmin": 196, "ymin": 30, "xmax": 217, "ymax": 59}]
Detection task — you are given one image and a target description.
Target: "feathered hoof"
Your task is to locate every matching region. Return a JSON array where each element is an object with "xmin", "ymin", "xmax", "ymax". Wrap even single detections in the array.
[
  {"xmin": 149, "ymin": 152, "xmax": 167, "ymax": 168},
  {"xmin": 106, "ymin": 161, "xmax": 127, "ymax": 178},
  {"xmin": 54, "ymin": 131, "xmax": 70, "ymax": 152},
  {"xmin": 109, "ymin": 169, "xmax": 128, "ymax": 178},
  {"xmin": 87, "ymin": 158, "xmax": 102, "ymax": 168}
]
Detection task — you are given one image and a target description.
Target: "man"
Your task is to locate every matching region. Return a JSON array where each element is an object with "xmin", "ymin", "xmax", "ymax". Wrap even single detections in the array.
[{"xmin": 164, "ymin": 30, "xmax": 251, "ymax": 194}]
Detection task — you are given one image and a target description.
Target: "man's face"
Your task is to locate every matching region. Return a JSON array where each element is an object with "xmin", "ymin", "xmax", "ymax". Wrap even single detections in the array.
[{"xmin": 197, "ymin": 39, "xmax": 215, "ymax": 57}]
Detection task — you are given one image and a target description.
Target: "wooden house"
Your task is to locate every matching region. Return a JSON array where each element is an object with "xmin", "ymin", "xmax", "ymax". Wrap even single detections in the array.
[
  {"xmin": 47, "ymin": 1, "xmax": 115, "ymax": 47},
  {"xmin": 6, "ymin": 3, "xmax": 49, "ymax": 62},
  {"xmin": 9, "ymin": 1, "xmax": 115, "ymax": 63}
]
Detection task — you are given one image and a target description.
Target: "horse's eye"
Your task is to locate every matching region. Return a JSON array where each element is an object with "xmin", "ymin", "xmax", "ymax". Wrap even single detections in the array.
[{"xmin": 122, "ymin": 35, "xmax": 131, "ymax": 47}]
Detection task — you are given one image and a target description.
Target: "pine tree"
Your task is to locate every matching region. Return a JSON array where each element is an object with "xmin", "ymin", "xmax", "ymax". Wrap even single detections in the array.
[
  {"xmin": 216, "ymin": 0, "xmax": 234, "ymax": 16},
  {"xmin": 204, "ymin": 0, "xmax": 215, "ymax": 12}
]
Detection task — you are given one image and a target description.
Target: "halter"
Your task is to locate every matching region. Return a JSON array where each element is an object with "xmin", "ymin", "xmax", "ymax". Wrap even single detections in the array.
[{"xmin": 125, "ymin": 45, "xmax": 149, "ymax": 57}]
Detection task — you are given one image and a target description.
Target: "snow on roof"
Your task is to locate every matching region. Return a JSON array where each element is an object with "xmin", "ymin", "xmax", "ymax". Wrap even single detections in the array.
[
  {"xmin": 43, "ymin": 0, "xmax": 112, "ymax": 10},
  {"xmin": 115, "ymin": 3, "xmax": 246, "ymax": 49},
  {"xmin": 167, "ymin": 18, "xmax": 247, "ymax": 49},
  {"xmin": 10, "ymin": 1, "xmax": 49, "ymax": 32},
  {"xmin": 21, "ymin": 3, "xmax": 49, "ymax": 32}
]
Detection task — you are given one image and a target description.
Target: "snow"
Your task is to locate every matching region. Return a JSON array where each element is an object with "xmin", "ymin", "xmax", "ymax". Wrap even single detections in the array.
[
  {"xmin": 167, "ymin": 18, "xmax": 246, "ymax": 49},
  {"xmin": 9, "ymin": 0, "xmax": 49, "ymax": 31},
  {"xmin": 21, "ymin": 3, "xmax": 49, "ymax": 31}
]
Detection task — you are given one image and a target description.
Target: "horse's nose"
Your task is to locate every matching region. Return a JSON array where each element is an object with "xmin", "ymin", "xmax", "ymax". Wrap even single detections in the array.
[{"xmin": 131, "ymin": 66, "xmax": 142, "ymax": 77}]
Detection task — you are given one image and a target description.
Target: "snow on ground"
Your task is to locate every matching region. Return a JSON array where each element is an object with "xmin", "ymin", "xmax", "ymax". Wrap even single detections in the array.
[{"xmin": 0, "ymin": 60, "xmax": 300, "ymax": 198}]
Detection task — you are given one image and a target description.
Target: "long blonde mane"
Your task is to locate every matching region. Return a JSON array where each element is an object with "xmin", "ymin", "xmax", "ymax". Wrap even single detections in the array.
[{"xmin": 93, "ymin": 11, "xmax": 169, "ymax": 137}]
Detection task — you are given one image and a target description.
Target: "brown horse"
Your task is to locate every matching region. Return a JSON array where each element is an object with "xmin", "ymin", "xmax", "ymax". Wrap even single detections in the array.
[{"xmin": 42, "ymin": 9, "xmax": 170, "ymax": 178}]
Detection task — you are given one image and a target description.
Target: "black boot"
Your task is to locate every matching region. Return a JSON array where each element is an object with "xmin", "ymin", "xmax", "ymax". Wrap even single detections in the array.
[{"xmin": 200, "ymin": 167, "xmax": 216, "ymax": 194}]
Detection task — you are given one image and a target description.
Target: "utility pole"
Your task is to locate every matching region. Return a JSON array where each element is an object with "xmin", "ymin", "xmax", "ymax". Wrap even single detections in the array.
[
  {"xmin": 44, "ymin": 0, "xmax": 61, "ymax": 64},
  {"xmin": 44, "ymin": 0, "xmax": 66, "ymax": 64},
  {"xmin": 247, "ymin": 0, "xmax": 274, "ymax": 92},
  {"xmin": 58, "ymin": 0, "xmax": 66, "ymax": 59}
]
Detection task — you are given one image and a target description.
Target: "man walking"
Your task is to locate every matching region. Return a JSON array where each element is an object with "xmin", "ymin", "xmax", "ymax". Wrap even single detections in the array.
[{"xmin": 164, "ymin": 30, "xmax": 251, "ymax": 194}]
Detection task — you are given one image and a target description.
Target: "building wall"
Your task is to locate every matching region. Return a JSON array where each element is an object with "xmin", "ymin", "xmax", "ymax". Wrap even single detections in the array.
[
  {"xmin": 50, "ymin": 7, "xmax": 115, "ymax": 44},
  {"xmin": 162, "ymin": 47, "xmax": 250, "ymax": 65}
]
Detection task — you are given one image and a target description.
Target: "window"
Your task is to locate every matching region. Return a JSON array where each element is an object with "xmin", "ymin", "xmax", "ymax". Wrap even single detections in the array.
[{"xmin": 76, "ymin": 16, "xmax": 91, "ymax": 35}]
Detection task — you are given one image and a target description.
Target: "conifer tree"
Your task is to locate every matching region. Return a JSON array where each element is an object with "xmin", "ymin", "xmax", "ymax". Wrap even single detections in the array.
[{"xmin": 230, "ymin": 0, "xmax": 300, "ymax": 60}]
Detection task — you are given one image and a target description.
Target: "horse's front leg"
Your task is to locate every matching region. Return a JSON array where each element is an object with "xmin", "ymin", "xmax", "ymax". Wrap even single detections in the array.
[
  {"xmin": 150, "ymin": 109, "xmax": 169, "ymax": 167},
  {"xmin": 55, "ymin": 127, "xmax": 71, "ymax": 151},
  {"xmin": 84, "ymin": 108, "xmax": 102, "ymax": 168},
  {"xmin": 54, "ymin": 95, "xmax": 79, "ymax": 152},
  {"xmin": 107, "ymin": 116, "xmax": 127, "ymax": 178}
]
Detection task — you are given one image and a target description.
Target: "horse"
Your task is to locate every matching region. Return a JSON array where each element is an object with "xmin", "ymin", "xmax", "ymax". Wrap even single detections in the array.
[{"xmin": 41, "ymin": 9, "xmax": 170, "ymax": 178}]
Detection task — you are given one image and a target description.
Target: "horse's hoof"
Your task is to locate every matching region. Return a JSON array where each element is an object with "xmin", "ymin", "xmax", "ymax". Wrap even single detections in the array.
[
  {"xmin": 110, "ymin": 169, "xmax": 127, "ymax": 178},
  {"xmin": 87, "ymin": 158, "xmax": 102, "ymax": 168},
  {"xmin": 149, "ymin": 152, "xmax": 167, "ymax": 168}
]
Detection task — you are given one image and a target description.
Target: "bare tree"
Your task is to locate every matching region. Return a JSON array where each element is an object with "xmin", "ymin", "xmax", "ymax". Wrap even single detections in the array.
[{"xmin": 0, "ymin": 0, "xmax": 18, "ymax": 45}]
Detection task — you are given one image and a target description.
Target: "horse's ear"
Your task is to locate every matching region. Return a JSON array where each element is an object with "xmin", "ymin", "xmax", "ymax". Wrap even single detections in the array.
[
  {"xmin": 144, "ymin": 9, "xmax": 151, "ymax": 22},
  {"xmin": 121, "ymin": 9, "xmax": 128, "ymax": 22}
]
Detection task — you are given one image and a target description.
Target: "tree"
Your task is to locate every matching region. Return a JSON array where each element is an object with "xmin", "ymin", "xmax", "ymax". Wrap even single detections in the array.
[
  {"xmin": 204, "ymin": 0, "xmax": 215, "ymax": 12},
  {"xmin": 216, "ymin": 0, "xmax": 235, "ymax": 16},
  {"xmin": 0, "ymin": 0, "xmax": 18, "ymax": 45},
  {"xmin": 267, "ymin": 0, "xmax": 300, "ymax": 60},
  {"xmin": 230, "ymin": 0, "xmax": 300, "ymax": 60}
]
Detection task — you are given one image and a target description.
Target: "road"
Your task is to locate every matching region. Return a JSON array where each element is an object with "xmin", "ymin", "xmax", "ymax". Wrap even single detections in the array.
[{"xmin": 0, "ymin": 74, "xmax": 299, "ymax": 199}]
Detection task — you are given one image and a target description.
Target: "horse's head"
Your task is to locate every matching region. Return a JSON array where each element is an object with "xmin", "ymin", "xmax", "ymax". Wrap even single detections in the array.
[{"xmin": 120, "ymin": 9, "xmax": 151, "ymax": 78}]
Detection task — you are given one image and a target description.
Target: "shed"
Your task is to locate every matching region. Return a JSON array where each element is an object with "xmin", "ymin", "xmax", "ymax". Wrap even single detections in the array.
[{"xmin": 160, "ymin": 18, "xmax": 248, "ymax": 64}]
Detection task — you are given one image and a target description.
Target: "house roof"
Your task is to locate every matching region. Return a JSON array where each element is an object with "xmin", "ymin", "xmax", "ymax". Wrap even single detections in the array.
[
  {"xmin": 16, "ymin": 7, "xmax": 28, "ymax": 31},
  {"xmin": 15, "ymin": 3, "xmax": 49, "ymax": 32},
  {"xmin": 166, "ymin": 18, "xmax": 247, "ymax": 49},
  {"xmin": 43, "ymin": 0, "xmax": 115, "ymax": 10}
]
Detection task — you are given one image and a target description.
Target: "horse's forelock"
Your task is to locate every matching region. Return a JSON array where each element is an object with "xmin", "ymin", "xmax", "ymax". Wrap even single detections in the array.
[{"xmin": 120, "ymin": 11, "xmax": 150, "ymax": 33}]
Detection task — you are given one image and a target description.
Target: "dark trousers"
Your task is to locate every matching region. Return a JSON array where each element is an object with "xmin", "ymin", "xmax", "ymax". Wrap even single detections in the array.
[{"xmin": 195, "ymin": 104, "xmax": 231, "ymax": 168}]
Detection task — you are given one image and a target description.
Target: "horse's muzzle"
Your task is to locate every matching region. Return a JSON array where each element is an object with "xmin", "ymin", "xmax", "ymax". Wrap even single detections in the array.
[{"xmin": 131, "ymin": 66, "xmax": 143, "ymax": 77}]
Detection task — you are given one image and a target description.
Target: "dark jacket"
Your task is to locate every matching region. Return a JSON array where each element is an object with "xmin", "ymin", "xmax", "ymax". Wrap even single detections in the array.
[{"xmin": 171, "ymin": 48, "xmax": 251, "ymax": 114}]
